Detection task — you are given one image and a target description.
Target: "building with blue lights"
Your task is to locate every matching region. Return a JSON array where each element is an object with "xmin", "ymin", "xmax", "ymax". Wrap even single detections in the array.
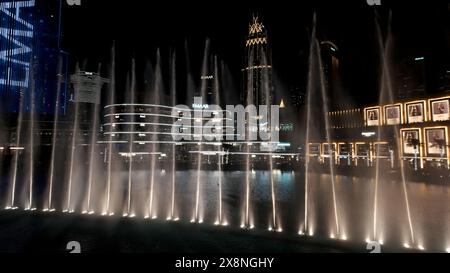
[{"xmin": 0, "ymin": 0, "xmax": 68, "ymax": 115}]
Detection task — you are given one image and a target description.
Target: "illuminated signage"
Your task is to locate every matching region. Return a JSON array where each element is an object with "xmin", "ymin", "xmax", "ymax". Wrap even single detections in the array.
[
  {"xmin": 424, "ymin": 127, "xmax": 448, "ymax": 156},
  {"xmin": 430, "ymin": 99, "xmax": 450, "ymax": 122},
  {"xmin": 366, "ymin": 0, "xmax": 381, "ymax": 6},
  {"xmin": 0, "ymin": 0, "xmax": 35, "ymax": 88},
  {"xmin": 66, "ymin": 0, "xmax": 81, "ymax": 6},
  {"xmin": 280, "ymin": 123, "xmax": 294, "ymax": 132},
  {"xmin": 362, "ymin": 132, "xmax": 376, "ymax": 137},
  {"xmin": 365, "ymin": 107, "xmax": 381, "ymax": 126},
  {"xmin": 384, "ymin": 104, "xmax": 402, "ymax": 125},
  {"xmin": 192, "ymin": 103, "xmax": 209, "ymax": 109},
  {"xmin": 406, "ymin": 101, "xmax": 426, "ymax": 124},
  {"xmin": 401, "ymin": 128, "xmax": 421, "ymax": 155}
]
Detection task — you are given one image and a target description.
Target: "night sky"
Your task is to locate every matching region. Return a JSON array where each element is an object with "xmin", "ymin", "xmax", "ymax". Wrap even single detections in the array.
[{"xmin": 60, "ymin": 0, "xmax": 450, "ymax": 106}]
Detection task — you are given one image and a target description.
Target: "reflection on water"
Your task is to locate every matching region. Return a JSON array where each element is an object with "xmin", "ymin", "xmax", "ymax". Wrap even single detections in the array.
[
  {"xmin": 1, "ymin": 166, "xmax": 449, "ymax": 252},
  {"xmin": 108, "ymin": 170, "xmax": 449, "ymax": 252}
]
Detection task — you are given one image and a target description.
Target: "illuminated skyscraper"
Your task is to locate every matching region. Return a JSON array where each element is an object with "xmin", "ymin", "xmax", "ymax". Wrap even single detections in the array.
[
  {"xmin": 0, "ymin": 0, "xmax": 68, "ymax": 114},
  {"xmin": 242, "ymin": 16, "xmax": 273, "ymax": 107}
]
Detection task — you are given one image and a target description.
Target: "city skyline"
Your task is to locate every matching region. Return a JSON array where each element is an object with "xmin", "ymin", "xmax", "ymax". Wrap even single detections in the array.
[{"xmin": 59, "ymin": 0, "xmax": 449, "ymax": 108}]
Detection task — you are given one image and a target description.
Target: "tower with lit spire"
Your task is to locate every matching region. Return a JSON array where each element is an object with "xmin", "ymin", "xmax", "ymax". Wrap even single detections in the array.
[{"xmin": 242, "ymin": 16, "xmax": 273, "ymax": 107}]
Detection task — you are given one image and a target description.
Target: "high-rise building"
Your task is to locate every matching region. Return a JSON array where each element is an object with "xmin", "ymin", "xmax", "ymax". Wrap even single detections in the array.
[
  {"xmin": 320, "ymin": 41, "xmax": 342, "ymax": 110},
  {"xmin": 396, "ymin": 56, "xmax": 427, "ymax": 100},
  {"xmin": 0, "ymin": 0, "xmax": 68, "ymax": 114},
  {"xmin": 242, "ymin": 16, "xmax": 273, "ymax": 107},
  {"xmin": 438, "ymin": 64, "xmax": 450, "ymax": 93}
]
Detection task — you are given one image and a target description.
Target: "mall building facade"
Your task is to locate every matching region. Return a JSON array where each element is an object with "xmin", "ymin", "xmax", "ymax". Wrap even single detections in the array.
[{"xmin": 308, "ymin": 93, "xmax": 450, "ymax": 170}]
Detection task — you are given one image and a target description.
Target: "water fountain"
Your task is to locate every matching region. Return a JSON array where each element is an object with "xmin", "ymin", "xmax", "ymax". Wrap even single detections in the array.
[
  {"xmin": 25, "ymin": 62, "xmax": 36, "ymax": 211},
  {"xmin": 147, "ymin": 50, "xmax": 162, "ymax": 219},
  {"xmin": 169, "ymin": 50, "xmax": 177, "ymax": 221},
  {"xmin": 302, "ymin": 14, "xmax": 341, "ymax": 239},
  {"xmin": 213, "ymin": 56, "xmax": 224, "ymax": 225},
  {"xmin": 1, "ymin": 11, "xmax": 448, "ymax": 253},
  {"xmin": 6, "ymin": 82, "xmax": 25, "ymax": 210},
  {"xmin": 45, "ymin": 54, "xmax": 64, "ymax": 212},
  {"xmin": 374, "ymin": 13, "xmax": 416, "ymax": 247},
  {"xmin": 242, "ymin": 49, "xmax": 254, "ymax": 230},
  {"xmin": 65, "ymin": 64, "xmax": 81, "ymax": 213},
  {"xmin": 301, "ymin": 15, "xmax": 316, "ymax": 236},
  {"xmin": 193, "ymin": 40, "xmax": 211, "ymax": 224},
  {"xmin": 125, "ymin": 59, "xmax": 136, "ymax": 217},
  {"xmin": 104, "ymin": 43, "xmax": 116, "ymax": 216},
  {"xmin": 85, "ymin": 64, "xmax": 102, "ymax": 215}
]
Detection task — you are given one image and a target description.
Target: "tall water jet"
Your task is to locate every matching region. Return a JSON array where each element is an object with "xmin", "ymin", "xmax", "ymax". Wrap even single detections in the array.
[
  {"xmin": 7, "ymin": 77, "xmax": 26, "ymax": 210},
  {"xmin": 302, "ymin": 15, "xmax": 318, "ymax": 235},
  {"xmin": 104, "ymin": 42, "xmax": 116, "ymax": 215},
  {"xmin": 85, "ymin": 64, "xmax": 102, "ymax": 214},
  {"xmin": 316, "ymin": 39, "xmax": 340, "ymax": 237},
  {"xmin": 244, "ymin": 143, "xmax": 251, "ymax": 228},
  {"xmin": 260, "ymin": 51, "xmax": 278, "ymax": 231},
  {"xmin": 374, "ymin": 13, "xmax": 415, "ymax": 245},
  {"xmin": 243, "ymin": 45, "xmax": 255, "ymax": 229},
  {"xmin": 213, "ymin": 56, "xmax": 224, "ymax": 225},
  {"xmin": 65, "ymin": 64, "xmax": 81, "ymax": 212},
  {"xmin": 169, "ymin": 50, "xmax": 177, "ymax": 220},
  {"xmin": 148, "ymin": 50, "xmax": 162, "ymax": 219},
  {"xmin": 126, "ymin": 59, "xmax": 136, "ymax": 216},
  {"xmin": 193, "ymin": 39, "xmax": 210, "ymax": 223},
  {"xmin": 304, "ymin": 16, "xmax": 341, "ymax": 237},
  {"xmin": 25, "ymin": 61, "xmax": 36, "ymax": 210},
  {"xmin": 46, "ymin": 54, "xmax": 64, "ymax": 211}
]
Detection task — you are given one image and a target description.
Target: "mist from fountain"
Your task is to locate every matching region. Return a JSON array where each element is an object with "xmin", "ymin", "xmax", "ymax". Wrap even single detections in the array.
[
  {"xmin": 125, "ymin": 59, "xmax": 136, "ymax": 217},
  {"xmin": 45, "ymin": 54, "xmax": 64, "ymax": 211},
  {"xmin": 242, "ymin": 45, "xmax": 254, "ymax": 229},
  {"xmin": 316, "ymin": 40, "xmax": 341, "ymax": 238},
  {"xmin": 7, "ymin": 81, "xmax": 25, "ymax": 210},
  {"xmin": 302, "ymin": 14, "xmax": 341, "ymax": 238},
  {"xmin": 147, "ymin": 50, "xmax": 162, "ymax": 219},
  {"xmin": 65, "ymin": 64, "xmax": 81, "ymax": 212},
  {"xmin": 193, "ymin": 39, "xmax": 210, "ymax": 223},
  {"xmin": 169, "ymin": 50, "xmax": 177, "ymax": 221},
  {"xmin": 212, "ymin": 56, "xmax": 225, "ymax": 225},
  {"xmin": 302, "ymin": 14, "xmax": 317, "ymax": 236},
  {"xmin": 104, "ymin": 42, "xmax": 116, "ymax": 215},
  {"xmin": 25, "ymin": 62, "xmax": 36, "ymax": 211},
  {"xmin": 84, "ymin": 64, "xmax": 102, "ymax": 214},
  {"xmin": 260, "ymin": 52, "xmax": 279, "ymax": 232},
  {"xmin": 374, "ymin": 13, "xmax": 416, "ymax": 246}
]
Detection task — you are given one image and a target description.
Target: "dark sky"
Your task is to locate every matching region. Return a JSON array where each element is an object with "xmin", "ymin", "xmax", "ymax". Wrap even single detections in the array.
[{"xmin": 60, "ymin": 0, "xmax": 450, "ymax": 105}]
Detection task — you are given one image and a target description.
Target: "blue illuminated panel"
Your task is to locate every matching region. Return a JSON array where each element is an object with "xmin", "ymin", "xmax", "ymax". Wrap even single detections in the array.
[
  {"xmin": 0, "ymin": 0, "xmax": 35, "ymax": 113},
  {"xmin": 0, "ymin": 0, "xmax": 67, "ymax": 114}
]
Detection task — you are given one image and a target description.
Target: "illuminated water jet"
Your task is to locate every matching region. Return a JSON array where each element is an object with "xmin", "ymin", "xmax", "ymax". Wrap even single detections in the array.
[
  {"xmin": 375, "ymin": 14, "xmax": 416, "ymax": 245},
  {"xmin": 126, "ymin": 59, "xmax": 137, "ymax": 216},
  {"xmin": 25, "ymin": 64, "xmax": 37, "ymax": 211},
  {"xmin": 66, "ymin": 65, "xmax": 81, "ymax": 212},
  {"xmin": 47, "ymin": 55, "xmax": 64, "ymax": 211},
  {"xmin": 104, "ymin": 43, "xmax": 116, "ymax": 215}
]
